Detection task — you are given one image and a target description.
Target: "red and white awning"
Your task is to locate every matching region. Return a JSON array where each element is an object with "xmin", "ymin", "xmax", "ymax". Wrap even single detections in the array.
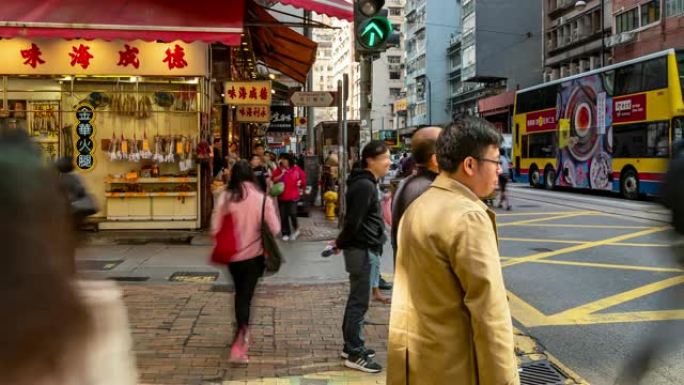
[
  {"xmin": 273, "ymin": 0, "xmax": 352, "ymax": 21},
  {"xmin": 0, "ymin": 0, "xmax": 244, "ymax": 45}
]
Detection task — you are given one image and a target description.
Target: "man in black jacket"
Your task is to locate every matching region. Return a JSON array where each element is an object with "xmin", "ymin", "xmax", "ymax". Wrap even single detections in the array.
[
  {"xmin": 391, "ymin": 126, "xmax": 442, "ymax": 263},
  {"xmin": 334, "ymin": 140, "xmax": 391, "ymax": 373}
]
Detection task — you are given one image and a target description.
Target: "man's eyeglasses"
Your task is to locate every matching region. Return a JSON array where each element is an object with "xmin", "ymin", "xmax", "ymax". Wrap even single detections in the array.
[{"xmin": 476, "ymin": 157, "xmax": 502, "ymax": 167}]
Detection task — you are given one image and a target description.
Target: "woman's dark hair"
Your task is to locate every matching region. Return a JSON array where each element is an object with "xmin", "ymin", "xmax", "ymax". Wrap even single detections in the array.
[
  {"xmin": 227, "ymin": 160, "xmax": 256, "ymax": 201},
  {"xmin": 361, "ymin": 140, "xmax": 389, "ymax": 168},
  {"xmin": 0, "ymin": 131, "xmax": 91, "ymax": 383},
  {"xmin": 436, "ymin": 116, "xmax": 502, "ymax": 173},
  {"xmin": 279, "ymin": 153, "xmax": 292, "ymax": 166}
]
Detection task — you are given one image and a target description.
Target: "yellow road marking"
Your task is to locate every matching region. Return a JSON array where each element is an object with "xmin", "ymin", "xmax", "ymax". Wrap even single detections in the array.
[
  {"xmin": 509, "ymin": 223, "xmax": 653, "ymax": 229},
  {"xmin": 546, "ymin": 275, "xmax": 684, "ymax": 323},
  {"xmin": 525, "ymin": 259, "xmax": 684, "ymax": 273},
  {"xmin": 556, "ymin": 310, "xmax": 684, "ymax": 326},
  {"xmin": 497, "ymin": 211, "xmax": 594, "ymax": 217},
  {"xmin": 104, "ymin": 263, "xmax": 116, "ymax": 270},
  {"xmin": 501, "ymin": 226, "xmax": 670, "ymax": 268},
  {"xmin": 500, "ymin": 237, "xmax": 670, "ymax": 247},
  {"xmin": 498, "ymin": 212, "xmax": 597, "ymax": 228},
  {"xmin": 500, "ymin": 256, "xmax": 514, "ymax": 260},
  {"xmin": 508, "ymin": 291, "xmax": 549, "ymax": 328}
]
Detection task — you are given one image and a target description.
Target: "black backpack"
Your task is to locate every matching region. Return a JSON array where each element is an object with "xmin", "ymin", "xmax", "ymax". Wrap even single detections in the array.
[{"xmin": 662, "ymin": 140, "xmax": 684, "ymax": 234}]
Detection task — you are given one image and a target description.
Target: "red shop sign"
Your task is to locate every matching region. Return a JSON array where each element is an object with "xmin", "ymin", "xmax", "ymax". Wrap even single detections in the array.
[
  {"xmin": 613, "ymin": 94, "xmax": 646, "ymax": 123},
  {"xmin": 526, "ymin": 109, "xmax": 557, "ymax": 132}
]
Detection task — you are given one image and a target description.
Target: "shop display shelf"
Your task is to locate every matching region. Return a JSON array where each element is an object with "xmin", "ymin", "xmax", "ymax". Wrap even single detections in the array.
[
  {"xmin": 106, "ymin": 177, "xmax": 198, "ymax": 184},
  {"xmin": 105, "ymin": 192, "xmax": 197, "ymax": 198}
]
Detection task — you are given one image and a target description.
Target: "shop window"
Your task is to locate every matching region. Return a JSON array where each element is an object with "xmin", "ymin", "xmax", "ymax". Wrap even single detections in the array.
[
  {"xmin": 641, "ymin": 0, "xmax": 661, "ymax": 25},
  {"xmin": 528, "ymin": 132, "xmax": 557, "ymax": 158}
]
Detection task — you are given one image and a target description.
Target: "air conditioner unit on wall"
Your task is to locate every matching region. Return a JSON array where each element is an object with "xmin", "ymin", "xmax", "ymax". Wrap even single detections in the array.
[{"xmin": 620, "ymin": 31, "xmax": 636, "ymax": 44}]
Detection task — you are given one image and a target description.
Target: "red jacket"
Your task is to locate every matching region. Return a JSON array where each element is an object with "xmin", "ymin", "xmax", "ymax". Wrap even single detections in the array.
[{"xmin": 272, "ymin": 165, "xmax": 306, "ymax": 201}]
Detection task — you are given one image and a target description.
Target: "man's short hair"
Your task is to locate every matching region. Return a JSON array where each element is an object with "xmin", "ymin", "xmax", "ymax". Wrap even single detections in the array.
[
  {"xmin": 436, "ymin": 116, "xmax": 502, "ymax": 173},
  {"xmin": 412, "ymin": 127, "xmax": 440, "ymax": 164},
  {"xmin": 254, "ymin": 143, "xmax": 265, "ymax": 149}
]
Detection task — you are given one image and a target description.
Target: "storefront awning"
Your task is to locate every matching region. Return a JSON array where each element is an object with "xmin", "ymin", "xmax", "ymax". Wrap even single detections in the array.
[
  {"xmin": 249, "ymin": 4, "xmax": 317, "ymax": 84},
  {"xmin": 0, "ymin": 0, "xmax": 244, "ymax": 46},
  {"xmin": 272, "ymin": 0, "xmax": 352, "ymax": 21},
  {"xmin": 478, "ymin": 90, "xmax": 515, "ymax": 117}
]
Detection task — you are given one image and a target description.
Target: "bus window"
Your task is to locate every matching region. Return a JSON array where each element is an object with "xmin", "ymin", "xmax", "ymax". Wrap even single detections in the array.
[
  {"xmin": 642, "ymin": 57, "xmax": 667, "ymax": 91},
  {"xmin": 613, "ymin": 121, "xmax": 669, "ymax": 157},
  {"xmin": 515, "ymin": 123, "xmax": 519, "ymax": 145},
  {"xmin": 528, "ymin": 132, "xmax": 557, "ymax": 158},
  {"xmin": 674, "ymin": 118, "xmax": 684, "ymax": 141},
  {"xmin": 615, "ymin": 63, "xmax": 643, "ymax": 96},
  {"xmin": 677, "ymin": 51, "xmax": 684, "ymax": 99},
  {"xmin": 516, "ymin": 84, "xmax": 558, "ymax": 114},
  {"xmin": 522, "ymin": 135, "xmax": 529, "ymax": 158},
  {"xmin": 602, "ymin": 70, "xmax": 615, "ymax": 96}
]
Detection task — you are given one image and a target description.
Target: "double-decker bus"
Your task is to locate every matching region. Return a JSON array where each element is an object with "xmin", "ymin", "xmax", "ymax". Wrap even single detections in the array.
[{"xmin": 513, "ymin": 49, "xmax": 684, "ymax": 199}]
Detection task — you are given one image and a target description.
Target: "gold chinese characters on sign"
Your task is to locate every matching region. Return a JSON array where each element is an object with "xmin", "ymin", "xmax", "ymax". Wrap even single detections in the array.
[{"xmin": 224, "ymin": 81, "xmax": 272, "ymax": 106}]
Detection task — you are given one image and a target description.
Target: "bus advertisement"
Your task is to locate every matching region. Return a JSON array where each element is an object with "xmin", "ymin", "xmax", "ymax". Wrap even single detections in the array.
[{"xmin": 513, "ymin": 49, "xmax": 684, "ymax": 199}]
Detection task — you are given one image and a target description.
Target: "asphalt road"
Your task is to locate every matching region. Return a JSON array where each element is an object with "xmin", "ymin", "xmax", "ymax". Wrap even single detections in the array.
[{"xmin": 503, "ymin": 184, "xmax": 683, "ymax": 385}]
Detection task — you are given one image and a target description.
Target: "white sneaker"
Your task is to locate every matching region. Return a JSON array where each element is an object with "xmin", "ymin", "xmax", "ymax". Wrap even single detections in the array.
[
  {"xmin": 291, "ymin": 230, "xmax": 301, "ymax": 241},
  {"xmin": 282, "ymin": 235, "xmax": 290, "ymax": 242}
]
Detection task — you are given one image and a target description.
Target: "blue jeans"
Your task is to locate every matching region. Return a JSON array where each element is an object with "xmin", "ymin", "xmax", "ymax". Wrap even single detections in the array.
[{"xmin": 369, "ymin": 250, "xmax": 380, "ymax": 289}]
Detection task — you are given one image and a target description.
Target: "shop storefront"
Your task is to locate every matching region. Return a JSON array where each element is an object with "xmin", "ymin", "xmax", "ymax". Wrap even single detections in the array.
[{"xmin": 0, "ymin": 0, "xmax": 244, "ymax": 230}]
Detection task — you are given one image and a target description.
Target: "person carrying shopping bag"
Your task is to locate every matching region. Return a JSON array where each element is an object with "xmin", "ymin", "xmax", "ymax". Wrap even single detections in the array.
[{"xmin": 211, "ymin": 160, "xmax": 281, "ymax": 364}]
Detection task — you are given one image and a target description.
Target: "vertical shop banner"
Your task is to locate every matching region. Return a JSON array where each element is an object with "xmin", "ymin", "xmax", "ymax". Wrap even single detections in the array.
[
  {"xmin": 236, "ymin": 105, "xmax": 270, "ymax": 122},
  {"xmin": 74, "ymin": 103, "xmax": 96, "ymax": 171},
  {"xmin": 268, "ymin": 105, "xmax": 295, "ymax": 133},
  {"xmin": 224, "ymin": 81, "xmax": 272, "ymax": 106},
  {"xmin": 597, "ymin": 92, "xmax": 607, "ymax": 135}
]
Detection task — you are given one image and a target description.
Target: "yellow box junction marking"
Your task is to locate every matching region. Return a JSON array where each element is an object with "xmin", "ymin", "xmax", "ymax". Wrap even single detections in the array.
[
  {"xmin": 498, "ymin": 212, "xmax": 598, "ymax": 228},
  {"xmin": 501, "ymin": 226, "xmax": 670, "ymax": 268}
]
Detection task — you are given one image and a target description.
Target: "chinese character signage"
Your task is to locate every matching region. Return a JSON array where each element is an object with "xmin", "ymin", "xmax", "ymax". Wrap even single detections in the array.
[
  {"xmin": 74, "ymin": 103, "xmax": 96, "ymax": 171},
  {"xmin": 613, "ymin": 94, "xmax": 646, "ymax": 124},
  {"xmin": 0, "ymin": 38, "xmax": 207, "ymax": 76},
  {"xmin": 268, "ymin": 105, "xmax": 295, "ymax": 133},
  {"xmin": 526, "ymin": 109, "xmax": 557, "ymax": 133},
  {"xmin": 236, "ymin": 105, "xmax": 270, "ymax": 123},
  {"xmin": 224, "ymin": 81, "xmax": 272, "ymax": 106}
]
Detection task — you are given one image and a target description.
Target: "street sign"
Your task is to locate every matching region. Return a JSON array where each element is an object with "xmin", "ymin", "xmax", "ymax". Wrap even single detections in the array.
[
  {"xmin": 290, "ymin": 91, "xmax": 337, "ymax": 107},
  {"xmin": 357, "ymin": 16, "xmax": 392, "ymax": 50}
]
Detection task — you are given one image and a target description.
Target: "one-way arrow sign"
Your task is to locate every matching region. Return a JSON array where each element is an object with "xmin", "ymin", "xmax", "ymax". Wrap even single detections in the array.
[{"xmin": 289, "ymin": 91, "xmax": 338, "ymax": 107}]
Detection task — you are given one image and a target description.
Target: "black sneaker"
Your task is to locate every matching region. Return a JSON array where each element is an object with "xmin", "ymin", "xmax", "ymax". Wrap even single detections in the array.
[
  {"xmin": 341, "ymin": 347, "xmax": 376, "ymax": 359},
  {"xmin": 378, "ymin": 276, "xmax": 393, "ymax": 290},
  {"xmin": 344, "ymin": 353, "xmax": 382, "ymax": 373}
]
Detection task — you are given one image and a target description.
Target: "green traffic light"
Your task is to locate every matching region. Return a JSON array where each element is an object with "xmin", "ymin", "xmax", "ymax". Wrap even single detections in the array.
[{"xmin": 357, "ymin": 16, "xmax": 392, "ymax": 49}]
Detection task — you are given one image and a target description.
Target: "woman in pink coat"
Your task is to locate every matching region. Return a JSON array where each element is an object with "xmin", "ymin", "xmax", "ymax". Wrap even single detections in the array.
[{"xmin": 212, "ymin": 160, "xmax": 281, "ymax": 363}]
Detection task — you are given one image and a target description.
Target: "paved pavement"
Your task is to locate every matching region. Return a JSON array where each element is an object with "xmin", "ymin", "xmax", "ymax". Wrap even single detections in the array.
[
  {"xmin": 503, "ymin": 185, "xmax": 683, "ymax": 385},
  {"xmin": 78, "ymin": 205, "xmax": 586, "ymax": 385}
]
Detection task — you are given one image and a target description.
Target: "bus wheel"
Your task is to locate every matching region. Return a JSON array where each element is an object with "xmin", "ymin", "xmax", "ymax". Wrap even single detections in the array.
[
  {"xmin": 621, "ymin": 169, "xmax": 639, "ymax": 200},
  {"xmin": 529, "ymin": 167, "xmax": 540, "ymax": 187},
  {"xmin": 544, "ymin": 168, "xmax": 556, "ymax": 190}
]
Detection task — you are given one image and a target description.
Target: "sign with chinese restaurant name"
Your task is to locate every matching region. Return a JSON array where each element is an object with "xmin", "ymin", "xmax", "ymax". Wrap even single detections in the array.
[
  {"xmin": 289, "ymin": 91, "xmax": 337, "ymax": 107},
  {"xmin": 236, "ymin": 105, "xmax": 270, "ymax": 123},
  {"xmin": 268, "ymin": 105, "xmax": 295, "ymax": 133},
  {"xmin": 224, "ymin": 81, "xmax": 272, "ymax": 106},
  {"xmin": 75, "ymin": 103, "xmax": 96, "ymax": 171},
  {"xmin": 0, "ymin": 38, "xmax": 207, "ymax": 76}
]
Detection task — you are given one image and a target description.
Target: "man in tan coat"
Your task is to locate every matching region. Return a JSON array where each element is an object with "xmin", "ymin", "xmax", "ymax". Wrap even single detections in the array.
[{"xmin": 387, "ymin": 117, "xmax": 519, "ymax": 385}]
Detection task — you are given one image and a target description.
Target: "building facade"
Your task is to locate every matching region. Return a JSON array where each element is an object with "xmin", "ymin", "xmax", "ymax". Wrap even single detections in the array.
[
  {"xmin": 610, "ymin": 0, "xmax": 684, "ymax": 62},
  {"xmin": 543, "ymin": 0, "xmax": 613, "ymax": 81},
  {"xmin": 449, "ymin": 0, "xmax": 542, "ymax": 132},
  {"xmin": 404, "ymin": 0, "xmax": 460, "ymax": 128}
]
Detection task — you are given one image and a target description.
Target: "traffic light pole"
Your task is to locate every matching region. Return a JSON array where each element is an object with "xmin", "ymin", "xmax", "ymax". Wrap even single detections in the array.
[
  {"xmin": 359, "ymin": 54, "xmax": 373, "ymax": 148},
  {"xmin": 304, "ymin": 10, "xmax": 315, "ymax": 153}
]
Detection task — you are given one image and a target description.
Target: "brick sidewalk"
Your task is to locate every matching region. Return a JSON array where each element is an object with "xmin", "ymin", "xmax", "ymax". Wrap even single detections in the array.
[{"xmin": 127, "ymin": 283, "xmax": 389, "ymax": 385}]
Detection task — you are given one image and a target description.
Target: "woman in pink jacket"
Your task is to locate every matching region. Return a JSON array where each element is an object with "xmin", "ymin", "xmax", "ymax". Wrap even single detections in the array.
[
  {"xmin": 212, "ymin": 160, "xmax": 281, "ymax": 363},
  {"xmin": 271, "ymin": 153, "xmax": 306, "ymax": 241}
]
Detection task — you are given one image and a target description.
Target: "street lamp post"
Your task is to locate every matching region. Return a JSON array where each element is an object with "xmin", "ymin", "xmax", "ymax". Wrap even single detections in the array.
[{"xmin": 575, "ymin": 0, "xmax": 605, "ymax": 67}]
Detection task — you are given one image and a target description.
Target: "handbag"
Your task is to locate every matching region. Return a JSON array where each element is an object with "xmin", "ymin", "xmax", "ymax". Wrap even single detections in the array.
[
  {"xmin": 261, "ymin": 194, "xmax": 284, "ymax": 273},
  {"xmin": 210, "ymin": 198, "xmax": 239, "ymax": 264}
]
